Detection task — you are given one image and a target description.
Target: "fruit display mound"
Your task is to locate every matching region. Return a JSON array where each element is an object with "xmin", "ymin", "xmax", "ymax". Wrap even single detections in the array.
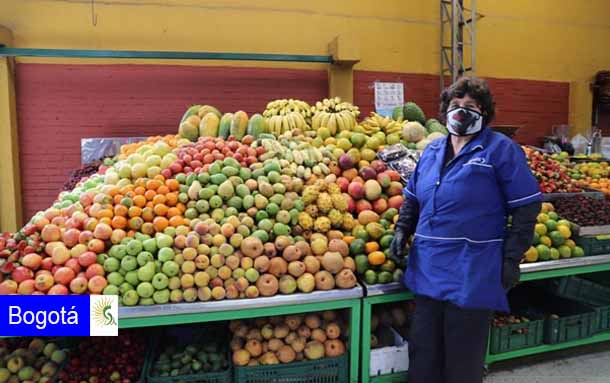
[
  {"xmin": 523, "ymin": 147, "xmax": 582, "ymax": 193},
  {"xmin": 553, "ymin": 196, "xmax": 610, "ymax": 226}
]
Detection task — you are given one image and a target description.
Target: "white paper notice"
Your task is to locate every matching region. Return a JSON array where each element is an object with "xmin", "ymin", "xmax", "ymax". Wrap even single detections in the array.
[{"xmin": 374, "ymin": 82, "xmax": 404, "ymax": 117}]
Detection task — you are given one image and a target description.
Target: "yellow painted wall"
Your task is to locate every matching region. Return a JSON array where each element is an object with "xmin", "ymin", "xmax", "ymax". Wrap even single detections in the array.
[{"xmin": 1, "ymin": 0, "xmax": 610, "ymax": 131}]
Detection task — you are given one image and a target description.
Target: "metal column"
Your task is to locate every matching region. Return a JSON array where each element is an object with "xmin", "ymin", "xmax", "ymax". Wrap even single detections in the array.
[{"xmin": 440, "ymin": 0, "xmax": 479, "ymax": 91}]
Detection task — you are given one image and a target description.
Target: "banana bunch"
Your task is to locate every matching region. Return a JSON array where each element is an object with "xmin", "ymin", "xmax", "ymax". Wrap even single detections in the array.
[
  {"xmin": 263, "ymin": 99, "xmax": 313, "ymax": 126},
  {"xmin": 266, "ymin": 111, "xmax": 309, "ymax": 136},
  {"xmin": 311, "ymin": 110, "xmax": 357, "ymax": 135},
  {"xmin": 312, "ymin": 97, "xmax": 360, "ymax": 117},
  {"xmin": 361, "ymin": 112, "xmax": 402, "ymax": 135}
]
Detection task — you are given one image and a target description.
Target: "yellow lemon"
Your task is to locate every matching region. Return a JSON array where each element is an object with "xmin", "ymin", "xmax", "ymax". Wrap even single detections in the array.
[
  {"xmin": 564, "ymin": 239, "xmax": 576, "ymax": 249},
  {"xmin": 535, "ymin": 223, "xmax": 548, "ymax": 236},
  {"xmin": 539, "ymin": 235, "xmax": 552, "ymax": 247},
  {"xmin": 557, "ymin": 225, "xmax": 571, "ymax": 239},
  {"xmin": 524, "ymin": 247, "xmax": 539, "ymax": 263},
  {"xmin": 537, "ymin": 213, "xmax": 549, "ymax": 223}
]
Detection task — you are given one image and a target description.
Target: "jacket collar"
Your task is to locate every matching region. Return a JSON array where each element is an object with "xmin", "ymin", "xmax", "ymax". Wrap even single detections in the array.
[{"xmin": 429, "ymin": 127, "xmax": 490, "ymax": 153}]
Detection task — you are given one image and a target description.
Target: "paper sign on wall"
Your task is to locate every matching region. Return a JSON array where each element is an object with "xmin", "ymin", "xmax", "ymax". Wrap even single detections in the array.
[{"xmin": 374, "ymin": 82, "xmax": 404, "ymax": 117}]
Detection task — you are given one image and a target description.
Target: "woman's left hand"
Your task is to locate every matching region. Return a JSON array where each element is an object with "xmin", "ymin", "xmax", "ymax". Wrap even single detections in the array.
[{"xmin": 501, "ymin": 260, "xmax": 520, "ymax": 290}]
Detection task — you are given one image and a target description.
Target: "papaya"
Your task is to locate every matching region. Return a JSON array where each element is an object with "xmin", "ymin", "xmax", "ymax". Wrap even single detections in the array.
[
  {"xmin": 218, "ymin": 113, "xmax": 234, "ymax": 139},
  {"xmin": 179, "ymin": 104, "xmax": 202, "ymax": 124},
  {"xmin": 230, "ymin": 111, "xmax": 249, "ymax": 140},
  {"xmin": 199, "ymin": 112, "xmax": 220, "ymax": 137},
  {"xmin": 197, "ymin": 105, "xmax": 221, "ymax": 119},
  {"xmin": 178, "ymin": 121, "xmax": 199, "ymax": 142},
  {"xmin": 247, "ymin": 114, "xmax": 268, "ymax": 138}
]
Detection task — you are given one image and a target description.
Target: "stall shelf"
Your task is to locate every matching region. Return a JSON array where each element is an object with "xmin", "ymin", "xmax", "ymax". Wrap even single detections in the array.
[
  {"xmin": 360, "ymin": 255, "xmax": 610, "ymax": 383},
  {"xmin": 118, "ymin": 287, "xmax": 363, "ymax": 383}
]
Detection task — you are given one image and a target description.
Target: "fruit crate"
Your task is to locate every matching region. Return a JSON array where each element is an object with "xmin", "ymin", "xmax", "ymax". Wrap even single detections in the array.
[
  {"xmin": 370, "ymin": 325, "xmax": 409, "ymax": 377},
  {"xmin": 544, "ymin": 276, "xmax": 610, "ymax": 333},
  {"xmin": 146, "ymin": 325, "xmax": 232, "ymax": 383},
  {"xmin": 234, "ymin": 354, "xmax": 348, "ymax": 383},
  {"xmin": 575, "ymin": 235, "xmax": 610, "ymax": 256},
  {"xmin": 489, "ymin": 317, "xmax": 544, "ymax": 354}
]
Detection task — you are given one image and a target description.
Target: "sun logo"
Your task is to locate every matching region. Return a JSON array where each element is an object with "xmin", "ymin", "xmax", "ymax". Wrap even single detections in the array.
[{"xmin": 92, "ymin": 297, "xmax": 117, "ymax": 327}]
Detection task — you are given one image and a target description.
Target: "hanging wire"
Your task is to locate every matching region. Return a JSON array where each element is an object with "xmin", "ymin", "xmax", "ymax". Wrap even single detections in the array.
[{"xmin": 91, "ymin": 0, "xmax": 98, "ymax": 26}]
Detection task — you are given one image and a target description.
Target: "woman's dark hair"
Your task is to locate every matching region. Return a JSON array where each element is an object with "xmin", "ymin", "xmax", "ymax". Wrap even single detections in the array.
[{"xmin": 439, "ymin": 77, "xmax": 495, "ymax": 126}]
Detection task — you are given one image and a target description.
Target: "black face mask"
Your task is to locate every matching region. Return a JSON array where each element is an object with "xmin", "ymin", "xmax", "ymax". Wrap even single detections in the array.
[{"xmin": 446, "ymin": 107, "xmax": 483, "ymax": 136}]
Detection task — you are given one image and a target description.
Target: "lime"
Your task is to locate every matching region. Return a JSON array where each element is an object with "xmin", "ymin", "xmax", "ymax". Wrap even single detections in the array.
[
  {"xmin": 572, "ymin": 246, "xmax": 585, "ymax": 257},
  {"xmin": 537, "ymin": 213, "xmax": 549, "ymax": 223},
  {"xmin": 524, "ymin": 246, "xmax": 539, "ymax": 263},
  {"xmin": 549, "ymin": 248, "xmax": 560, "ymax": 260},
  {"xmin": 549, "ymin": 231, "xmax": 565, "ymax": 247},
  {"xmin": 548, "ymin": 211, "xmax": 559, "ymax": 221},
  {"xmin": 355, "ymin": 255, "xmax": 369, "ymax": 274},
  {"xmin": 557, "ymin": 225, "xmax": 571, "ymax": 239},
  {"xmin": 535, "ymin": 223, "xmax": 548, "ymax": 236},
  {"xmin": 564, "ymin": 239, "xmax": 576, "ymax": 249},
  {"xmin": 539, "ymin": 236, "xmax": 552, "ymax": 247},
  {"xmin": 387, "ymin": 134, "xmax": 401, "ymax": 145},
  {"xmin": 558, "ymin": 245, "xmax": 572, "ymax": 259},
  {"xmin": 337, "ymin": 138, "xmax": 352, "ymax": 151},
  {"xmin": 317, "ymin": 127, "xmax": 331, "ymax": 140},
  {"xmin": 350, "ymin": 133, "xmax": 366, "ymax": 148},
  {"xmin": 364, "ymin": 269, "xmax": 377, "ymax": 285},
  {"xmin": 536, "ymin": 244, "xmax": 551, "ymax": 261},
  {"xmin": 378, "ymin": 271, "xmax": 393, "ymax": 284},
  {"xmin": 380, "ymin": 260, "xmax": 397, "ymax": 273},
  {"xmin": 545, "ymin": 220, "xmax": 558, "ymax": 232}
]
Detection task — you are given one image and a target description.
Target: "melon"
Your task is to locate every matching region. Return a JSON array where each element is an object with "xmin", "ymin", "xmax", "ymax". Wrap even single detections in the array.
[
  {"xmin": 179, "ymin": 121, "xmax": 199, "ymax": 142},
  {"xmin": 197, "ymin": 105, "xmax": 221, "ymax": 119},
  {"xmin": 416, "ymin": 139, "xmax": 431, "ymax": 150},
  {"xmin": 179, "ymin": 104, "xmax": 202, "ymax": 124},
  {"xmin": 427, "ymin": 132, "xmax": 446, "ymax": 141},
  {"xmin": 402, "ymin": 121, "xmax": 426, "ymax": 143}
]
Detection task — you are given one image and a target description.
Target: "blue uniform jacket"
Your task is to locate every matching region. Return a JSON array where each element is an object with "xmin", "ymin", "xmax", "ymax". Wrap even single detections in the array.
[{"xmin": 403, "ymin": 128, "xmax": 542, "ymax": 311}]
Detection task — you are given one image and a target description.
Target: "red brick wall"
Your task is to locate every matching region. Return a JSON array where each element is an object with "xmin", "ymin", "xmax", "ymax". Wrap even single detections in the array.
[
  {"xmin": 15, "ymin": 64, "xmax": 328, "ymax": 221},
  {"xmin": 354, "ymin": 71, "xmax": 570, "ymax": 145}
]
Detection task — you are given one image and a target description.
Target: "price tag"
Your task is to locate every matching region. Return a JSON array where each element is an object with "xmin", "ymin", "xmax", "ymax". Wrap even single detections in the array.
[{"xmin": 374, "ymin": 82, "xmax": 404, "ymax": 117}]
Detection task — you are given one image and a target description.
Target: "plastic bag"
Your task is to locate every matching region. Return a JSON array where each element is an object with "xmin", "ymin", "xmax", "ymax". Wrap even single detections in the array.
[
  {"xmin": 571, "ymin": 134, "xmax": 588, "ymax": 155},
  {"xmin": 81, "ymin": 137, "xmax": 145, "ymax": 165}
]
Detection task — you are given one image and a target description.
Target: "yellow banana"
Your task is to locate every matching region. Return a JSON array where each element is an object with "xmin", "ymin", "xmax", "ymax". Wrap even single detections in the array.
[
  {"xmin": 335, "ymin": 112, "xmax": 346, "ymax": 132},
  {"xmin": 320, "ymin": 112, "xmax": 331, "ymax": 130},
  {"xmin": 328, "ymin": 113, "xmax": 337, "ymax": 136},
  {"xmin": 312, "ymin": 112, "xmax": 322, "ymax": 131}
]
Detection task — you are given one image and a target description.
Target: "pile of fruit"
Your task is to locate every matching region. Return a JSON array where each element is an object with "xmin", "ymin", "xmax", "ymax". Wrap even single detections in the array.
[
  {"xmin": 230, "ymin": 311, "xmax": 347, "ymax": 367},
  {"xmin": 149, "ymin": 327, "xmax": 229, "ymax": 378},
  {"xmin": 523, "ymin": 147, "xmax": 582, "ymax": 193},
  {"xmin": 370, "ymin": 302, "xmax": 414, "ymax": 348},
  {"xmin": 491, "ymin": 314, "xmax": 532, "ymax": 333},
  {"xmin": 57, "ymin": 331, "xmax": 147, "ymax": 383},
  {"xmin": 525, "ymin": 202, "xmax": 584, "ymax": 263},
  {"xmin": 0, "ymin": 338, "xmax": 67, "ymax": 382},
  {"xmin": 553, "ymin": 196, "xmax": 610, "ymax": 226}
]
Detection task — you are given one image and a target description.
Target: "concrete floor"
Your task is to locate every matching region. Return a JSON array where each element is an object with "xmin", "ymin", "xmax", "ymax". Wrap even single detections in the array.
[{"xmin": 485, "ymin": 342, "xmax": 610, "ymax": 383}]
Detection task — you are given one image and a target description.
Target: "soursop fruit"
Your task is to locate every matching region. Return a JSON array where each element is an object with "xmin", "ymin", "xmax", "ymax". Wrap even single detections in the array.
[
  {"xmin": 331, "ymin": 194, "xmax": 348, "ymax": 212},
  {"xmin": 298, "ymin": 212, "xmax": 314, "ymax": 230},
  {"xmin": 314, "ymin": 217, "xmax": 331, "ymax": 233},
  {"xmin": 317, "ymin": 192, "xmax": 333, "ymax": 214}
]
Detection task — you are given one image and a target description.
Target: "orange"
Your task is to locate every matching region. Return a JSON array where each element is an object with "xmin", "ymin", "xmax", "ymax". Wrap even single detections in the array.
[
  {"xmin": 133, "ymin": 195, "xmax": 146, "ymax": 208},
  {"xmin": 368, "ymin": 251, "xmax": 386, "ymax": 266},
  {"xmin": 165, "ymin": 193, "xmax": 178, "ymax": 206},
  {"xmin": 98, "ymin": 209, "xmax": 114, "ymax": 219},
  {"xmin": 153, "ymin": 204, "xmax": 169, "ymax": 216},
  {"xmin": 99, "ymin": 217, "xmax": 112, "ymax": 226},
  {"xmin": 134, "ymin": 186, "xmax": 146, "ymax": 196},
  {"xmin": 128, "ymin": 206, "xmax": 142, "ymax": 218},
  {"xmin": 126, "ymin": 230, "xmax": 136, "ymax": 238},
  {"xmin": 167, "ymin": 207, "xmax": 181, "ymax": 218},
  {"xmin": 153, "ymin": 216, "xmax": 169, "ymax": 232},
  {"xmin": 166, "ymin": 179, "xmax": 179, "ymax": 191},
  {"xmin": 176, "ymin": 203, "xmax": 186, "ymax": 213},
  {"xmin": 114, "ymin": 205, "xmax": 128, "ymax": 217},
  {"xmin": 157, "ymin": 185, "xmax": 170, "ymax": 195},
  {"xmin": 146, "ymin": 179, "xmax": 162, "ymax": 191},
  {"xmin": 365, "ymin": 242, "xmax": 380, "ymax": 254},
  {"xmin": 128, "ymin": 217, "xmax": 144, "ymax": 230},
  {"xmin": 134, "ymin": 178, "xmax": 146, "ymax": 188},
  {"xmin": 113, "ymin": 194, "xmax": 123, "ymax": 205},
  {"xmin": 169, "ymin": 215, "xmax": 184, "ymax": 227},
  {"xmin": 141, "ymin": 207, "xmax": 154, "ymax": 222},
  {"xmin": 106, "ymin": 186, "xmax": 120, "ymax": 197},
  {"xmin": 111, "ymin": 216, "xmax": 127, "ymax": 229},
  {"xmin": 343, "ymin": 236, "xmax": 355, "ymax": 245},
  {"xmin": 154, "ymin": 174, "xmax": 165, "ymax": 183},
  {"xmin": 152, "ymin": 194, "xmax": 166, "ymax": 205},
  {"xmin": 144, "ymin": 190, "xmax": 156, "ymax": 201}
]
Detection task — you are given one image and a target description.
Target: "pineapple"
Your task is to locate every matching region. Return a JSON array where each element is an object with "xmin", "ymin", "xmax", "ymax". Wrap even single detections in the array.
[
  {"xmin": 298, "ymin": 212, "xmax": 314, "ymax": 230},
  {"xmin": 317, "ymin": 192, "xmax": 333, "ymax": 214},
  {"xmin": 305, "ymin": 204, "xmax": 319, "ymax": 218},
  {"xmin": 302, "ymin": 185, "xmax": 320, "ymax": 205},
  {"xmin": 314, "ymin": 217, "xmax": 331, "ymax": 233},
  {"xmin": 342, "ymin": 213, "xmax": 357, "ymax": 231},
  {"xmin": 327, "ymin": 183, "xmax": 341, "ymax": 195},
  {"xmin": 328, "ymin": 209, "xmax": 343, "ymax": 228},
  {"xmin": 331, "ymin": 193, "xmax": 348, "ymax": 212}
]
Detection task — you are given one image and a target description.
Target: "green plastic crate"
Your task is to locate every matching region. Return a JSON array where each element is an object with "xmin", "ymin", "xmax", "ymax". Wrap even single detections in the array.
[
  {"xmin": 543, "ymin": 297, "xmax": 598, "ymax": 344},
  {"xmin": 489, "ymin": 318, "xmax": 544, "ymax": 354},
  {"xmin": 146, "ymin": 325, "xmax": 232, "ymax": 383},
  {"xmin": 545, "ymin": 276, "xmax": 610, "ymax": 333},
  {"xmin": 575, "ymin": 236, "xmax": 610, "ymax": 256},
  {"xmin": 234, "ymin": 354, "xmax": 348, "ymax": 383}
]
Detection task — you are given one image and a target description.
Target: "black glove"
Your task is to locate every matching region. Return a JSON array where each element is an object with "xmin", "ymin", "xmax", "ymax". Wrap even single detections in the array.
[
  {"xmin": 390, "ymin": 228, "xmax": 409, "ymax": 261},
  {"xmin": 502, "ymin": 260, "xmax": 520, "ymax": 290}
]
